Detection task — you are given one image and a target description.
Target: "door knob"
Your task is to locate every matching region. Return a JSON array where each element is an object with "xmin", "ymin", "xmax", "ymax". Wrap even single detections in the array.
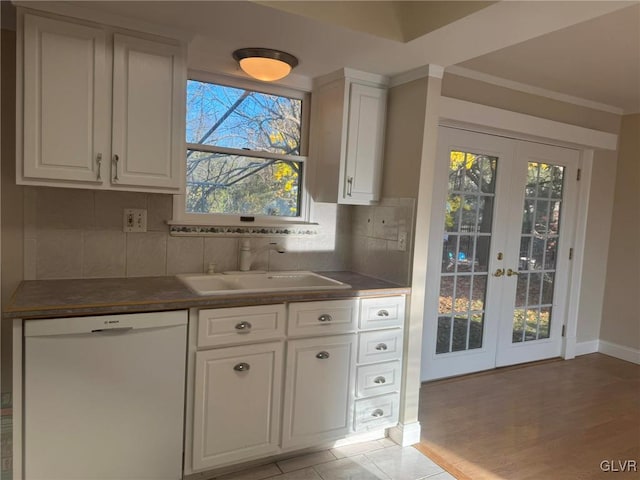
[{"xmin": 493, "ymin": 268, "xmax": 505, "ymax": 277}]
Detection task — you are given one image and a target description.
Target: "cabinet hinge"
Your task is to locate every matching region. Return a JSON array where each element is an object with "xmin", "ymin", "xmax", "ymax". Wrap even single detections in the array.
[
  {"xmin": 576, "ymin": 169, "xmax": 581, "ymax": 181},
  {"xmin": 562, "ymin": 325, "xmax": 566, "ymax": 337},
  {"xmin": 569, "ymin": 247, "xmax": 574, "ymax": 260}
]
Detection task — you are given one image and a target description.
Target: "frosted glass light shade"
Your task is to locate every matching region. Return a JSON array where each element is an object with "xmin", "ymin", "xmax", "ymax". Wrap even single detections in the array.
[{"xmin": 233, "ymin": 48, "xmax": 298, "ymax": 82}]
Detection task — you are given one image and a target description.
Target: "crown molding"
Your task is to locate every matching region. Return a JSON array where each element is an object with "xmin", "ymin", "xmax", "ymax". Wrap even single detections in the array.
[
  {"xmin": 389, "ymin": 64, "xmax": 444, "ymax": 88},
  {"xmin": 446, "ymin": 65, "xmax": 624, "ymax": 116}
]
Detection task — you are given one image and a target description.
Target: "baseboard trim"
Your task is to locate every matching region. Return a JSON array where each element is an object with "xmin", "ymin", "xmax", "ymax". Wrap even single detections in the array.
[
  {"xmin": 598, "ymin": 341, "xmax": 640, "ymax": 365},
  {"xmin": 575, "ymin": 340, "xmax": 600, "ymax": 356},
  {"xmin": 388, "ymin": 422, "xmax": 421, "ymax": 447}
]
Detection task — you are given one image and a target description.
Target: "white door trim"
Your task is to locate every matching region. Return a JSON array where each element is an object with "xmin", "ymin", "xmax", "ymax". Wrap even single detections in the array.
[
  {"xmin": 439, "ymin": 97, "xmax": 618, "ymax": 151},
  {"xmin": 563, "ymin": 150, "xmax": 593, "ymax": 360},
  {"xmin": 429, "ymin": 99, "xmax": 614, "ymax": 374}
]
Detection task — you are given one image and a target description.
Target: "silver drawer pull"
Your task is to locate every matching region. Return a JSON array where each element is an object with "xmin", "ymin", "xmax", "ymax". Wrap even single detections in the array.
[
  {"xmin": 371, "ymin": 409, "xmax": 384, "ymax": 417},
  {"xmin": 377, "ymin": 309, "xmax": 390, "ymax": 317},
  {"xmin": 375, "ymin": 343, "xmax": 388, "ymax": 351},
  {"xmin": 233, "ymin": 362, "xmax": 250, "ymax": 372},
  {"xmin": 235, "ymin": 321, "xmax": 252, "ymax": 332},
  {"xmin": 318, "ymin": 314, "xmax": 332, "ymax": 322},
  {"xmin": 316, "ymin": 351, "xmax": 330, "ymax": 360},
  {"xmin": 373, "ymin": 376, "xmax": 386, "ymax": 384}
]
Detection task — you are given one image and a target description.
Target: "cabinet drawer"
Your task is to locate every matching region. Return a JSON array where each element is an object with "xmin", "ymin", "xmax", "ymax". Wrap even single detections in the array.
[
  {"xmin": 197, "ymin": 304, "xmax": 285, "ymax": 347},
  {"xmin": 357, "ymin": 329, "xmax": 403, "ymax": 364},
  {"xmin": 354, "ymin": 394, "xmax": 399, "ymax": 432},
  {"xmin": 288, "ymin": 299, "xmax": 358, "ymax": 337},
  {"xmin": 359, "ymin": 296, "xmax": 405, "ymax": 330},
  {"xmin": 356, "ymin": 361, "xmax": 401, "ymax": 398}
]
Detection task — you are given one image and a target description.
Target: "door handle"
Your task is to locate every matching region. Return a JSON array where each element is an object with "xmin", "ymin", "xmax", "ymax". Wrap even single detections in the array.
[
  {"xmin": 506, "ymin": 268, "xmax": 519, "ymax": 277},
  {"xmin": 96, "ymin": 153, "xmax": 102, "ymax": 181},
  {"xmin": 91, "ymin": 327, "xmax": 133, "ymax": 334},
  {"xmin": 112, "ymin": 154, "xmax": 119, "ymax": 182},
  {"xmin": 493, "ymin": 268, "xmax": 505, "ymax": 277}
]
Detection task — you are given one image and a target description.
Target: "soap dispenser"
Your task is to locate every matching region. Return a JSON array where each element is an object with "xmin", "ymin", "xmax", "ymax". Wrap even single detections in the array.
[{"xmin": 239, "ymin": 238, "xmax": 252, "ymax": 271}]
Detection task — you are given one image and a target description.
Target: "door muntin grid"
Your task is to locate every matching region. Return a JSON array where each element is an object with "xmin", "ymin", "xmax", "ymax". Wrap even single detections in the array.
[
  {"xmin": 512, "ymin": 162, "xmax": 565, "ymax": 343},
  {"xmin": 437, "ymin": 151, "xmax": 497, "ymax": 354}
]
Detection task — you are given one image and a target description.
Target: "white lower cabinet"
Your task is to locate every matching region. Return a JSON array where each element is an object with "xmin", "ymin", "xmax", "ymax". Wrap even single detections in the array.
[
  {"xmin": 281, "ymin": 334, "xmax": 357, "ymax": 449},
  {"xmin": 192, "ymin": 342, "xmax": 284, "ymax": 470},
  {"xmin": 188, "ymin": 295, "xmax": 405, "ymax": 474}
]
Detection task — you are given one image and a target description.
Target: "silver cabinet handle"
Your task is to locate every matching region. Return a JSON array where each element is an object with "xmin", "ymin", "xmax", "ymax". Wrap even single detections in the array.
[
  {"xmin": 371, "ymin": 409, "xmax": 384, "ymax": 417},
  {"xmin": 235, "ymin": 321, "xmax": 252, "ymax": 332},
  {"xmin": 112, "ymin": 154, "xmax": 119, "ymax": 182},
  {"xmin": 318, "ymin": 314, "xmax": 332, "ymax": 322},
  {"xmin": 375, "ymin": 343, "xmax": 388, "ymax": 351},
  {"xmin": 96, "ymin": 153, "xmax": 102, "ymax": 181},
  {"xmin": 346, "ymin": 176, "xmax": 353, "ymax": 196},
  {"xmin": 233, "ymin": 362, "xmax": 250, "ymax": 372},
  {"xmin": 377, "ymin": 309, "xmax": 389, "ymax": 317},
  {"xmin": 316, "ymin": 351, "xmax": 330, "ymax": 360},
  {"xmin": 373, "ymin": 376, "xmax": 386, "ymax": 384}
]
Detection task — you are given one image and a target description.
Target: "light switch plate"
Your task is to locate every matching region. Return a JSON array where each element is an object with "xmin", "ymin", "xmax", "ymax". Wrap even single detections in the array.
[{"xmin": 123, "ymin": 208, "xmax": 147, "ymax": 232}]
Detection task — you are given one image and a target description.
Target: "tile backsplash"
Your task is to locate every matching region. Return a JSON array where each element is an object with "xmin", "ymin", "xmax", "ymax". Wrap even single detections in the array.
[
  {"xmin": 350, "ymin": 198, "xmax": 416, "ymax": 286},
  {"xmin": 23, "ymin": 187, "xmax": 353, "ymax": 280}
]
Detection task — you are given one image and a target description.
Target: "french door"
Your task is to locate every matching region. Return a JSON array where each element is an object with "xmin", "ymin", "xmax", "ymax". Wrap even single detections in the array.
[{"xmin": 421, "ymin": 127, "xmax": 579, "ymax": 381}]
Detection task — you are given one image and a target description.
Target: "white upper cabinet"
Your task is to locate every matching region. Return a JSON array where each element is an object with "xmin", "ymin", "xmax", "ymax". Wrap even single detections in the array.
[
  {"xmin": 111, "ymin": 34, "xmax": 184, "ymax": 190},
  {"xmin": 310, "ymin": 69, "xmax": 388, "ymax": 205},
  {"xmin": 18, "ymin": 11, "xmax": 186, "ymax": 193},
  {"xmin": 22, "ymin": 14, "xmax": 109, "ymax": 184}
]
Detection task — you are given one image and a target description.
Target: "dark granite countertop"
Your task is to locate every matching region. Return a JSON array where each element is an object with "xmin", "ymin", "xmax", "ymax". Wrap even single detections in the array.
[{"xmin": 3, "ymin": 272, "xmax": 410, "ymax": 320}]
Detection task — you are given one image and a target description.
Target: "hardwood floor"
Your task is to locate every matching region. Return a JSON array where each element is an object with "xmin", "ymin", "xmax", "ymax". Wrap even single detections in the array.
[{"xmin": 416, "ymin": 353, "xmax": 640, "ymax": 479}]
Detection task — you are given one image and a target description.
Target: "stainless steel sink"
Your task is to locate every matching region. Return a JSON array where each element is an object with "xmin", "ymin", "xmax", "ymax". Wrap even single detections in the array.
[{"xmin": 178, "ymin": 271, "xmax": 351, "ymax": 295}]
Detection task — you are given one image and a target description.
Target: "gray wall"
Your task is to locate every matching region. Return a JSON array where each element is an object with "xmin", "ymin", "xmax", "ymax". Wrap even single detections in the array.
[{"xmin": 600, "ymin": 114, "xmax": 640, "ymax": 350}]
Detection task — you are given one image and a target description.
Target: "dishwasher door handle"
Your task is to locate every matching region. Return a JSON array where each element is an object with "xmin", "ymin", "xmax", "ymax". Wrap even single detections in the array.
[{"xmin": 90, "ymin": 327, "xmax": 134, "ymax": 334}]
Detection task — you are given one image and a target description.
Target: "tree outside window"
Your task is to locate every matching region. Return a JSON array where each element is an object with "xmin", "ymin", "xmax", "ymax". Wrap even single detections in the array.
[{"xmin": 185, "ymin": 80, "xmax": 304, "ymax": 217}]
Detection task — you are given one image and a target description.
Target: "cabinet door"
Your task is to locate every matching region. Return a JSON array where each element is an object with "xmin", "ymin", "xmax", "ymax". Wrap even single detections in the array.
[
  {"xmin": 341, "ymin": 83, "xmax": 387, "ymax": 204},
  {"xmin": 282, "ymin": 334, "xmax": 356, "ymax": 449},
  {"xmin": 22, "ymin": 14, "xmax": 108, "ymax": 184},
  {"xmin": 192, "ymin": 342, "xmax": 283, "ymax": 470},
  {"xmin": 111, "ymin": 34, "xmax": 185, "ymax": 191}
]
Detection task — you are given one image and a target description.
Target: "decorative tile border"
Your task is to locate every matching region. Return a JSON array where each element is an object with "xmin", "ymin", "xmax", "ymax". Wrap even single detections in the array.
[{"xmin": 169, "ymin": 225, "xmax": 319, "ymax": 237}]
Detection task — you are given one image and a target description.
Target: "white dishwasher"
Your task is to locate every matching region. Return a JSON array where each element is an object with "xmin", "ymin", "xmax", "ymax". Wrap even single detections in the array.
[{"xmin": 23, "ymin": 310, "xmax": 187, "ymax": 480}]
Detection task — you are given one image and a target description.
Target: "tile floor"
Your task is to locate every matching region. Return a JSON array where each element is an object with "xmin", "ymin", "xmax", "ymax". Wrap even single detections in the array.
[{"xmin": 211, "ymin": 440, "xmax": 457, "ymax": 480}]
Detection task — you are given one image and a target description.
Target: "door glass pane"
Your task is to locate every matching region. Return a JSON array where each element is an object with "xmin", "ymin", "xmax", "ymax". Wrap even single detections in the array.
[
  {"xmin": 437, "ymin": 149, "xmax": 498, "ymax": 355},
  {"xmin": 512, "ymin": 162, "xmax": 566, "ymax": 343}
]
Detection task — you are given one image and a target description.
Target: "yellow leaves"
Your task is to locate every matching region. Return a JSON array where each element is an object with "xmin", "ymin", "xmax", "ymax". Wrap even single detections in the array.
[
  {"xmin": 274, "ymin": 162, "xmax": 293, "ymax": 180},
  {"xmin": 269, "ymin": 131, "xmax": 284, "ymax": 145},
  {"xmin": 450, "ymin": 150, "xmax": 476, "ymax": 171}
]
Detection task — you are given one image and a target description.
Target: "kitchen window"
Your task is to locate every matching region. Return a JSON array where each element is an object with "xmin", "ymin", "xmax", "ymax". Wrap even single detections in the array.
[{"xmin": 177, "ymin": 74, "xmax": 310, "ymax": 224}]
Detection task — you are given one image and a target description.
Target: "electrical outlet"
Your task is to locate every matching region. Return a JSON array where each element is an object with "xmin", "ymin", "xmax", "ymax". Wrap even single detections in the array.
[
  {"xmin": 398, "ymin": 230, "xmax": 407, "ymax": 251},
  {"xmin": 123, "ymin": 208, "xmax": 147, "ymax": 233}
]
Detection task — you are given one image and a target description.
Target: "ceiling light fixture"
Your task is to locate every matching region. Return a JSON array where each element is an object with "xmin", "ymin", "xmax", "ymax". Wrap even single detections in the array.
[{"xmin": 232, "ymin": 48, "xmax": 299, "ymax": 82}]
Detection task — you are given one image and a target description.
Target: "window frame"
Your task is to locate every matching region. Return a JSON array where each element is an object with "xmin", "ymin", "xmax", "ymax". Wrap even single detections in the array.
[{"xmin": 172, "ymin": 70, "xmax": 311, "ymax": 226}]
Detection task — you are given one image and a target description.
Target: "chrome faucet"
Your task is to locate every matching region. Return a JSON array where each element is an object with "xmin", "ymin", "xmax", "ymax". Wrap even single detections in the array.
[{"xmin": 238, "ymin": 239, "xmax": 286, "ymax": 271}]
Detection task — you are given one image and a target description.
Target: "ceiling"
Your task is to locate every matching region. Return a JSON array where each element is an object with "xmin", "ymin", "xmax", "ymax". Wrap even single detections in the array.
[{"xmin": 18, "ymin": 1, "xmax": 640, "ymax": 113}]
